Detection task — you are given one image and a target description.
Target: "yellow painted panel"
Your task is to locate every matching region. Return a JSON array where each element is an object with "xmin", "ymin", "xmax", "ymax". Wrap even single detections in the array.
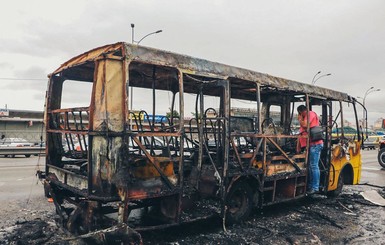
[{"xmin": 92, "ymin": 59, "xmax": 125, "ymax": 132}]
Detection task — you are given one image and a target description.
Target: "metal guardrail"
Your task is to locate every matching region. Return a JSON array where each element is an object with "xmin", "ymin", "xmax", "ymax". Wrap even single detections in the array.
[{"xmin": 0, "ymin": 146, "xmax": 45, "ymax": 156}]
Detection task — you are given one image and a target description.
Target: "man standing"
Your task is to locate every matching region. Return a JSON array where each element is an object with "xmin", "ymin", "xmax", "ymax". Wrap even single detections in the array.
[{"xmin": 296, "ymin": 105, "xmax": 323, "ymax": 195}]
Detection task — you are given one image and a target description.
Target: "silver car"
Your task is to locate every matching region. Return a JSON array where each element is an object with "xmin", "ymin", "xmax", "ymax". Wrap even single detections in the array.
[{"xmin": 0, "ymin": 137, "xmax": 34, "ymax": 147}]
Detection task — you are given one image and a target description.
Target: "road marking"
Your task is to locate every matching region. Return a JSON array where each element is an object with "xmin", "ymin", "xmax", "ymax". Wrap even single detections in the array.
[{"xmin": 362, "ymin": 167, "xmax": 381, "ymax": 171}]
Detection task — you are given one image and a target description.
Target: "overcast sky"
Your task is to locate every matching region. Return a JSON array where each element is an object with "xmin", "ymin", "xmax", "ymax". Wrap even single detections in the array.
[{"xmin": 1, "ymin": 0, "xmax": 384, "ymax": 125}]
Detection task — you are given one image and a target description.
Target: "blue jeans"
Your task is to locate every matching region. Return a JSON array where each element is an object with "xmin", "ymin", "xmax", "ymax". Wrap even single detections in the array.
[{"xmin": 308, "ymin": 143, "xmax": 323, "ymax": 191}]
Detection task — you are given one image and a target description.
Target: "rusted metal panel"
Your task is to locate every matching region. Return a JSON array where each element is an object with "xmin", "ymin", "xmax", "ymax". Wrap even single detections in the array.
[
  {"xmin": 52, "ymin": 42, "xmax": 124, "ymax": 75},
  {"xmin": 89, "ymin": 58, "xmax": 126, "ymax": 196},
  {"xmin": 48, "ymin": 165, "xmax": 88, "ymax": 190},
  {"xmin": 51, "ymin": 42, "xmax": 353, "ymax": 104},
  {"xmin": 123, "ymin": 44, "xmax": 351, "ymax": 102},
  {"xmin": 92, "ymin": 59, "xmax": 125, "ymax": 132},
  {"xmin": 91, "ymin": 135, "xmax": 124, "ymax": 196}
]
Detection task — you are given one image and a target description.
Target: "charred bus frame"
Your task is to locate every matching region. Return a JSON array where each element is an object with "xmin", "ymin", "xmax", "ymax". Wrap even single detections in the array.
[{"xmin": 39, "ymin": 42, "xmax": 362, "ymax": 241}]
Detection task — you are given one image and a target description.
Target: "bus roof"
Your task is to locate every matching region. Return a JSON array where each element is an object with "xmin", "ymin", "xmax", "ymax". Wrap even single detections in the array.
[{"xmin": 52, "ymin": 42, "xmax": 354, "ymax": 102}]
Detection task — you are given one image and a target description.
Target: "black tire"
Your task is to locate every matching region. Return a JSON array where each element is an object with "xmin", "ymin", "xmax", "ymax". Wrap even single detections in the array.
[
  {"xmin": 378, "ymin": 148, "xmax": 385, "ymax": 168},
  {"xmin": 25, "ymin": 154, "xmax": 31, "ymax": 158},
  {"xmin": 327, "ymin": 173, "xmax": 344, "ymax": 197},
  {"xmin": 225, "ymin": 181, "xmax": 253, "ymax": 224}
]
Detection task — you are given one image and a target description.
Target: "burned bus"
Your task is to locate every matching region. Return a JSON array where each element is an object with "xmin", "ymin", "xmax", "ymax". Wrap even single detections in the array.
[{"xmin": 39, "ymin": 42, "xmax": 362, "ymax": 242}]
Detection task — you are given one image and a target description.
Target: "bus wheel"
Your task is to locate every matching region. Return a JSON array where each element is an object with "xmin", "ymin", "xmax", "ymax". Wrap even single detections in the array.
[
  {"xmin": 378, "ymin": 148, "xmax": 385, "ymax": 168},
  {"xmin": 327, "ymin": 173, "xmax": 344, "ymax": 198},
  {"xmin": 225, "ymin": 182, "xmax": 253, "ymax": 224}
]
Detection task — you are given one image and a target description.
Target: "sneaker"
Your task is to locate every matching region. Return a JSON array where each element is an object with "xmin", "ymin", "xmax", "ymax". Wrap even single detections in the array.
[{"xmin": 307, "ymin": 189, "xmax": 317, "ymax": 196}]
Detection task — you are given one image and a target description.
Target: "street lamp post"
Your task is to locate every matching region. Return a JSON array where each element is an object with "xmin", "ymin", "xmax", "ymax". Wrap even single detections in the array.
[
  {"xmin": 361, "ymin": 86, "xmax": 381, "ymax": 133},
  {"xmin": 129, "ymin": 23, "xmax": 162, "ymax": 131},
  {"xmin": 311, "ymin": 71, "xmax": 321, "ymax": 84},
  {"xmin": 130, "ymin": 23, "xmax": 162, "ymax": 45},
  {"xmin": 137, "ymin": 30, "xmax": 163, "ymax": 45},
  {"xmin": 311, "ymin": 71, "xmax": 332, "ymax": 85},
  {"xmin": 131, "ymin": 23, "xmax": 135, "ymax": 44}
]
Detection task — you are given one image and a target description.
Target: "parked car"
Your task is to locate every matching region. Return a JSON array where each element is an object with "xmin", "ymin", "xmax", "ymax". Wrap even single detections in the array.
[
  {"xmin": 0, "ymin": 137, "xmax": 34, "ymax": 147},
  {"xmin": 375, "ymin": 131, "xmax": 385, "ymax": 136},
  {"xmin": 362, "ymin": 136, "xmax": 381, "ymax": 150},
  {"xmin": 0, "ymin": 137, "xmax": 35, "ymax": 158}
]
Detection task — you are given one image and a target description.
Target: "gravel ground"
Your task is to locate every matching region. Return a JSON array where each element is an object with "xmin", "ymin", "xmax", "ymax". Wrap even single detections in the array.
[{"xmin": 1, "ymin": 185, "xmax": 385, "ymax": 245}]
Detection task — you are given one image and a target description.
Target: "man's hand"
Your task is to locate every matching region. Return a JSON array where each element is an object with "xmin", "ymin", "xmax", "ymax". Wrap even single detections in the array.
[{"xmin": 297, "ymin": 114, "xmax": 302, "ymax": 121}]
